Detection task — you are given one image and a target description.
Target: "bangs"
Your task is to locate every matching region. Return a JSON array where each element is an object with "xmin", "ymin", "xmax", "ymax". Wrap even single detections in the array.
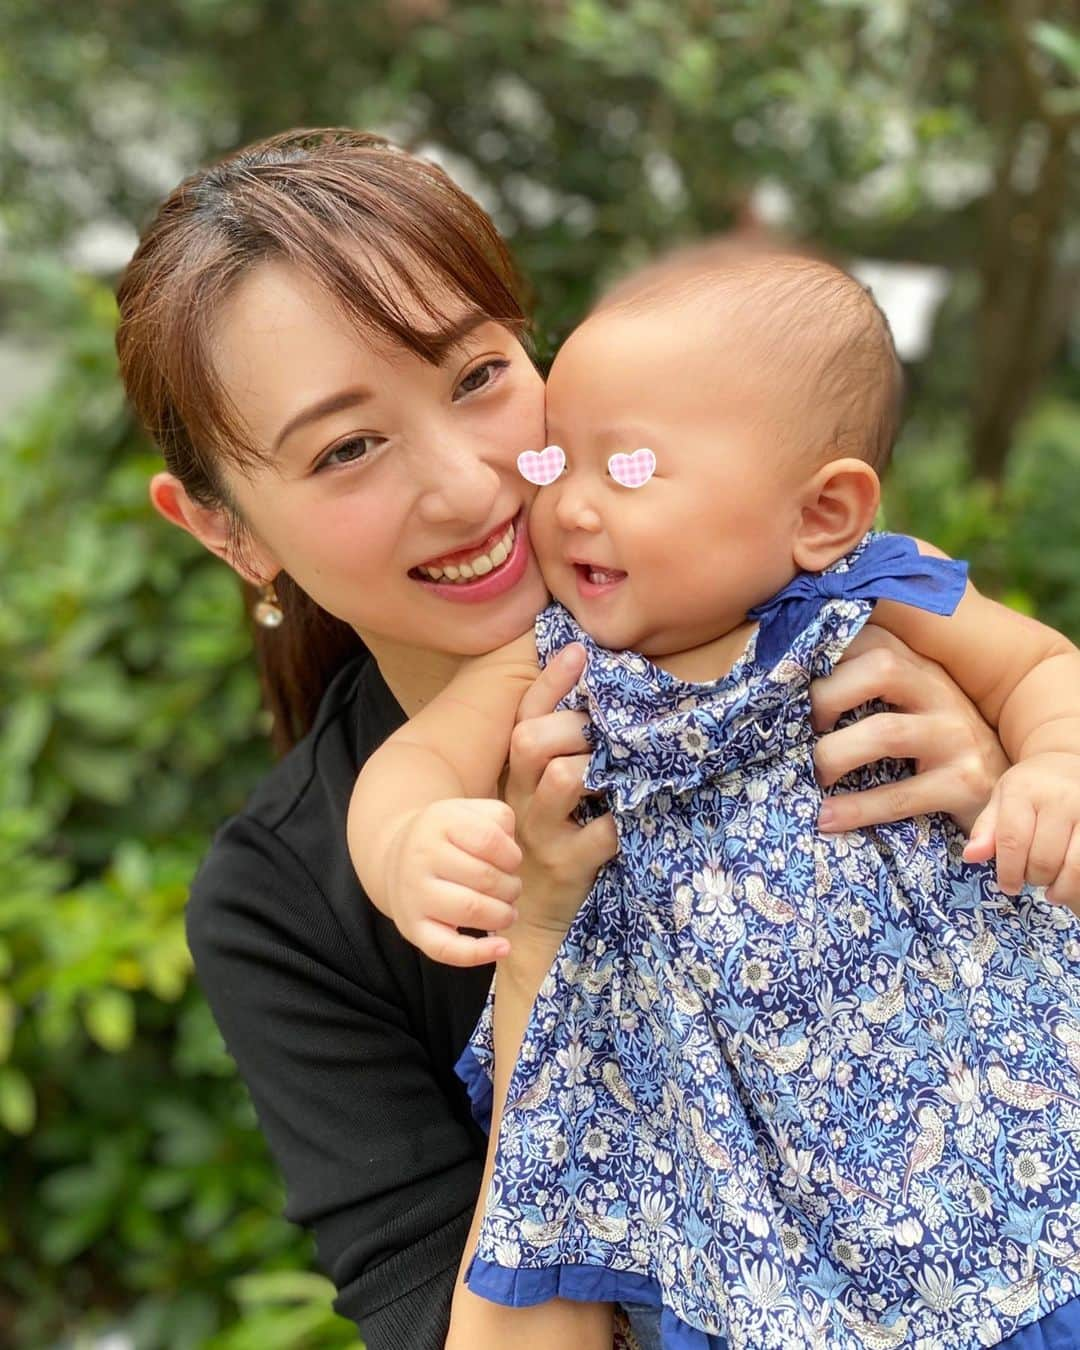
[{"xmin": 122, "ymin": 136, "xmax": 531, "ymax": 487}]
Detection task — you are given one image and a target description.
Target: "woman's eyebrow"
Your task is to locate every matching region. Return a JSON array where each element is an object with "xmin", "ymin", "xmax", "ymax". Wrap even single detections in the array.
[
  {"xmin": 426, "ymin": 309, "xmax": 496, "ymax": 360},
  {"xmin": 273, "ymin": 387, "xmax": 374, "ymax": 453}
]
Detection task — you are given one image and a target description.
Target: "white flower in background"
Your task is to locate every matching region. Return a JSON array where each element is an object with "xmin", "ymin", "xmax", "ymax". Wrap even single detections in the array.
[{"xmin": 835, "ymin": 1061, "xmax": 854, "ymax": 1088}]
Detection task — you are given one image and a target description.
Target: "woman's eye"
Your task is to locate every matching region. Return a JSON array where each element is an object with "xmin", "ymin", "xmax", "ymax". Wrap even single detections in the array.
[
  {"xmin": 318, "ymin": 436, "xmax": 381, "ymax": 470},
  {"xmin": 454, "ymin": 358, "xmax": 509, "ymax": 400}
]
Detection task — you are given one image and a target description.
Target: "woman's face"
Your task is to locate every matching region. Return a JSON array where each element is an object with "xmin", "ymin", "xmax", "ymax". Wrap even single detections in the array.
[{"xmin": 209, "ymin": 259, "xmax": 549, "ymax": 656}]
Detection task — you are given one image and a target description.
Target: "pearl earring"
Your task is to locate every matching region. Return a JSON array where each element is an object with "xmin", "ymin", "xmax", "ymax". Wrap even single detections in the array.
[{"xmin": 253, "ymin": 581, "xmax": 284, "ymax": 629}]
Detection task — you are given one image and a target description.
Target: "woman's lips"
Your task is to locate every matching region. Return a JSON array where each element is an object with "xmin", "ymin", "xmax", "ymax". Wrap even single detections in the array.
[{"xmin": 412, "ymin": 511, "xmax": 532, "ymax": 604}]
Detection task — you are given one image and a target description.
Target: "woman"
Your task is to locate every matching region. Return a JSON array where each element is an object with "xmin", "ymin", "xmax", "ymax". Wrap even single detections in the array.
[{"xmin": 116, "ymin": 128, "xmax": 1014, "ymax": 1349}]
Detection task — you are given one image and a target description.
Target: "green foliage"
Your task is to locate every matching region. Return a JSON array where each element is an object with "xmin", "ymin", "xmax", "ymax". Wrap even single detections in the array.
[
  {"xmin": 884, "ymin": 399, "xmax": 1080, "ymax": 643},
  {"xmin": 1, "ymin": 3, "xmax": 1076, "ymax": 1345},
  {"xmin": 0, "ymin": 272, "xmax": 359, "ymax": 1346}
]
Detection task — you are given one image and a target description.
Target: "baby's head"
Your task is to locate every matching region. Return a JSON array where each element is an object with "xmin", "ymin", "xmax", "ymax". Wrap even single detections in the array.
[{"xmin": 528, "ymin": 246, "xmax": 902, "ymax": 658}]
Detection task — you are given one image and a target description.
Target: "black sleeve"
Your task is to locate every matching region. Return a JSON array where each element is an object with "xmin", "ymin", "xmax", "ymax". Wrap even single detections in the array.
[{"xmin": 186, "ymin": 817, "xmax": 483, "ymax": 1350}]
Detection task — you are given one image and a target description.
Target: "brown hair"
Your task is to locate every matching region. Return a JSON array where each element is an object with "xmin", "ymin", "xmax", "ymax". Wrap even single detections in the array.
[{"xmin": 116, "ymin": 128, "xmax": 530, "ymax": 752}]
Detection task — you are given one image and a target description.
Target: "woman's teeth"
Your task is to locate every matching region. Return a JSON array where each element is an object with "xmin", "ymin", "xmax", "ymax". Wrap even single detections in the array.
[{"xmin": 419, "ymin": 521, "xmax": 515, "ymax": 583}]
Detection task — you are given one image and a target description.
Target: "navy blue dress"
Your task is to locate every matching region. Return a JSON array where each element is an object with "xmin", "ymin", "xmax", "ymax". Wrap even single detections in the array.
[{"xmin": 459, "ymin": 534, "xmax": 1080, "ymax": 1349}]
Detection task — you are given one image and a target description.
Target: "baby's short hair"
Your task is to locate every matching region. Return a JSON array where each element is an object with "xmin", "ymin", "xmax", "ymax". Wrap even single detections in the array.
[{"xmin": 594, "ymin": 239, "xmax": 904, "ymax": 472}]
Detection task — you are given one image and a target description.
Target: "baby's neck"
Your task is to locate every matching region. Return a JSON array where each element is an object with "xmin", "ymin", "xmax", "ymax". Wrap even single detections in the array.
[{"xmin": 649, "ymin": 619, "xmax": 758, "ymax": 684}]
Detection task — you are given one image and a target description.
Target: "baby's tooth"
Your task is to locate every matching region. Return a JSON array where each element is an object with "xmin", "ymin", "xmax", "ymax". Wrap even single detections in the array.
[
  {"xmin": 458, "ymin": 562, "xmax": 474, "ymax": 579},
  {"xmin": 473, "ymin": 554, "xmax": 493, "ymax": 576},
  {"xmin": 443, "ymin": 564, "xmax": 460, "ymax": 580}
]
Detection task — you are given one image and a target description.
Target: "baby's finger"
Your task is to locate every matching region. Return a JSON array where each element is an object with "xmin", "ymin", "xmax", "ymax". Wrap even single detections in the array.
[
  {"xmin": 446, "ymin": 804, "xmax": 522, "ymax": 873},
  {"xmin": 435, "ymin": 848, "xmax": 523, "ymax": 904},
  {"xmin": 1046, "ymin": 827, "xmax": 1080, "ymax": 916},
  {"xmin": 994, "ymin": 796, "xmax": 1037, "ymax": 896},
  {"xmin": 414, "ymin": 918, "xmax": 510, "ymax": 967},
  {"xmin": 1024, "ymin": 812, "xmax": 1072, "ymax": 890},
  {"xmin": 426, "ymin": 881, "xmax": 518, "ymax": 932},
  {"xmin": 515, "ymin": 642, "xmax": 587, "ymax": 724},
  {"xmin": 962, "ymin": 789, "xmax": 1000, "ymax": 865},
  {"xmin": 814, "ymin": 712, "xmax": 938, "ymax": 787}
]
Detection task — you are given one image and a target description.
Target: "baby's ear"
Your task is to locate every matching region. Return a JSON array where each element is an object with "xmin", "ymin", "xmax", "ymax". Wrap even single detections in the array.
[{"xmin": 791, "ymin": 458, "xmax": 880, "ymax": 572}]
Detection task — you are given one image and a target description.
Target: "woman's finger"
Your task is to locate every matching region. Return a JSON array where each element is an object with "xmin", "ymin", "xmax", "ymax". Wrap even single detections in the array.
[
  {"xmin": 810, "ymin": 626, "xmax": 943, "ymax": 731},
  {"xmin": 506, "ymin": 711, "xmax": 592, "ymax": 805},
  {"xmin": 524, "ymin": 752, "xmax": 592, "ymax": 833},
  {"xmin": 514, "ymin": 642, "xmax": 586, "ymax": 724},
  {"xmin": 814, "ymin": 712, "xmax": 946, "ymax": 787},
  {"xmin": 818, "ymin": 767, "xmax": 968, "ymax": 833},
  {"xmin": 571, "ymin": 813, "xmax": 619, "ymax": 868}
]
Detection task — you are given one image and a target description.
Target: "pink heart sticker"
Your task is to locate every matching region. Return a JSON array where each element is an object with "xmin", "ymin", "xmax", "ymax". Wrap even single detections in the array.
[
  {"xmin": 608, "ymin": 447, "xmax": 656, "ymax": 488},
  {"xmin": 517, "ymin": 445, "xmax": 566, "ymax": 486}
]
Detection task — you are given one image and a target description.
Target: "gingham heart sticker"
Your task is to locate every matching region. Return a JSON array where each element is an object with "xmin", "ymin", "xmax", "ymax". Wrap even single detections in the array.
[
  {"xmin": 517, "ymin": 445, "xmax": 566, "ymax": 486},
  {"xmin": 608, "ymin": 447, "xmax": 656, "ymax": 488}
]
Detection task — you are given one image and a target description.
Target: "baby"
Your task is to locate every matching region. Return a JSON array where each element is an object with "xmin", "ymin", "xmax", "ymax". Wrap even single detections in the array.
[{"xmin": 349, "ymin": 253, "xmax": 1080, "ymax": 1348}]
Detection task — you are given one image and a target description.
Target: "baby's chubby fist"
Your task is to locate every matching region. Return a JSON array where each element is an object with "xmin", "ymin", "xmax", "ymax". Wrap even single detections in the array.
[
  {"xmin": 386, "ymin": 798, "xmax": 524, "ymax": 967},
  {"xmin": 963, "ymin": 751, "xmax": 1080, "ymax": 911}
]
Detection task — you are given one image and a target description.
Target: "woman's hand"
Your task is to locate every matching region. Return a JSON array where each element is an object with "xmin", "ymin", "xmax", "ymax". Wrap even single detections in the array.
[
  {"xmin": 811, "ymin": 624, "xmax": 1009, "ymax": 836},
  {"xmin": 502, "ymin": 643, "xmax": 617, "ymax": 942}
]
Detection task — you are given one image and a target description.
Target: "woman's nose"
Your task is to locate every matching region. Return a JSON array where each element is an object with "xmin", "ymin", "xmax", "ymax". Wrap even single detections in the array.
[{"xmin": 415, "ymin": 436, "xmax": 502, "ymax": 525}]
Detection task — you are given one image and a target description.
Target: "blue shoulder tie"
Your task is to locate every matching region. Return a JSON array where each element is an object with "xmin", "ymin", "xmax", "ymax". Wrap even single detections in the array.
[{"xmin": 748, "ymin": 533, "xmax": 968, "ymax": 670}]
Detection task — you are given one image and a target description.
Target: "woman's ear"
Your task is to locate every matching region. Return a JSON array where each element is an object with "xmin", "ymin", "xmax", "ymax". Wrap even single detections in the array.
[
  {"xmin": 149, "ymin": 472, "xmax": 278, "ymax": 586},
  {"xmin": 792, "ymin": 458, "xmax": 881, "ymax": 573}
]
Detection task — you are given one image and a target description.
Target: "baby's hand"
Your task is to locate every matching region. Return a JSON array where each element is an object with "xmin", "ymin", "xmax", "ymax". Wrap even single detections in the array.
[
  {"xmin": 385, "ymin": 799, "xmax": 523, "ymax": 967},
  {"xmin": 963, "ymin": 752, "xmax": 1080, "ymax": 910}
]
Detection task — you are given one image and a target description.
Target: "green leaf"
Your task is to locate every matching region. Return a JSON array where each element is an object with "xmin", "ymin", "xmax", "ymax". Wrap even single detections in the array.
[
  {"xmin": 1031, "ymin": 20, "xmax": 1080, "ymax": 78},
  {"xmin": 83, "ymin": 987, "xmax": 135, "ymax": 1051},
  {"xmin": 0, "ymin": 1066, "xmax": 35, "ymax": 1134}
]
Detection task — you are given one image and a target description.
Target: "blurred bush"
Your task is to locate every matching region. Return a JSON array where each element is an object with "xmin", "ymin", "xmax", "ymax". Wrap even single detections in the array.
[
  {"xmin": 0, "ymin": 271, "xmax": 360, "ymax": 1347},
  {"xmin": 1, "ymin": 1, "xmax": 1076, "ymax": 1345}
]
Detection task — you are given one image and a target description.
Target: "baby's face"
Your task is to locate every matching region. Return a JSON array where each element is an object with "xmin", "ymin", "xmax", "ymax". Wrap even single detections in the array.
[{"xmin": 532, "ymin": 309, "xmax": 809, "ymax": 658}]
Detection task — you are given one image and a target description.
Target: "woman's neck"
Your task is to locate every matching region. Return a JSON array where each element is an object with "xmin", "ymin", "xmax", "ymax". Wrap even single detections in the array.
[{"xmin": 359, "ymin": 630, "xmax": 465, "ymax": 718}]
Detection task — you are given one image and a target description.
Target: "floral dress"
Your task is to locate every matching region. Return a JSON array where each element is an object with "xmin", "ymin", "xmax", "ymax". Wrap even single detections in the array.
[{"xmin": 456, "ymin": 533, "xmax": 1080, "ymax": 1350}]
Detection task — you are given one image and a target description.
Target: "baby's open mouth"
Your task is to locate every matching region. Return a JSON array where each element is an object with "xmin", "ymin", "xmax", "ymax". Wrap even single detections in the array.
[{"xmin": 411, "ymin": 515, "xmax": 518, "ymax": 584}]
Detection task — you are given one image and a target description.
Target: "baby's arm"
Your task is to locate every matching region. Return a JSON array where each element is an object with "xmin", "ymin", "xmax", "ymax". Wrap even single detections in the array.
[
  {"xmin": 873, "ymin": 541, "xmax": 1080, "ymax": 905},
  {"xmin": 349, "ymin": 631, "xmax": 542, "ymax": 965}
]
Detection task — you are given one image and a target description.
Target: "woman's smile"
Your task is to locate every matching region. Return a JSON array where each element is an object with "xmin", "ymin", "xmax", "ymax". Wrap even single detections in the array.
[{"xmin": 411, "ymin": 509, "xmax": 532, "ymax": 603}]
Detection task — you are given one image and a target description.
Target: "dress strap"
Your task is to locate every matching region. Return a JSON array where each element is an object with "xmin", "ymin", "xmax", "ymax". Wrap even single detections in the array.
[{"xmin": 748, "ymin": 533, "xmax": 968, "ymax": 670}]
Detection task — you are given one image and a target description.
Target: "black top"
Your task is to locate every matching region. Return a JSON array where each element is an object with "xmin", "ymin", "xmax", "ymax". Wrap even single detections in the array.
[{"xmin": 186, "ymin": 656, "xmax": 494, "ymax": 1349}]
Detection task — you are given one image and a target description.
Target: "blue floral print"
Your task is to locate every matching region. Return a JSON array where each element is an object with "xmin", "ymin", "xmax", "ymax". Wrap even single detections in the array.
[{"xmin": 457, "ymin": 533, "xmax": 1080, "ymax": 1349}]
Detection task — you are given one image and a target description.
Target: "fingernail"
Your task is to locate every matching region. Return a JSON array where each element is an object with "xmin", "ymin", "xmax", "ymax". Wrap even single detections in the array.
[{"xmin": 818, "ymin": 803, "xmax": 837, "ymax": 829}]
